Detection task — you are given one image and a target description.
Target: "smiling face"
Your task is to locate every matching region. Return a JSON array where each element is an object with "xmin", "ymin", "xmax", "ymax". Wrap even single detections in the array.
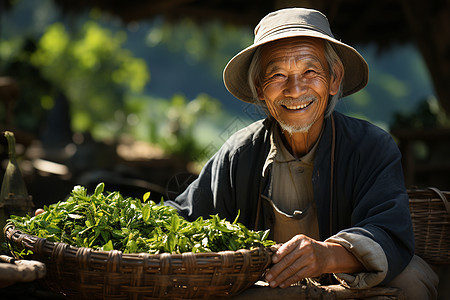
[{"xmin": 257, "ymin": 37, "xmax": 341, "ymax": 134}]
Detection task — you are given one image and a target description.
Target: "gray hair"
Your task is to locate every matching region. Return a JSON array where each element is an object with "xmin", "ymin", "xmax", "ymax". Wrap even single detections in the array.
[{"xmin": 247, "ymin": 40, "xmax": 344, "ymax": 118}]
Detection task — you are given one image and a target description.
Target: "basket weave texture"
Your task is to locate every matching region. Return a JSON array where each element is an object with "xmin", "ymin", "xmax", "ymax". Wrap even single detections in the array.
[
  {"xmin": 4, "ymin": 224, "xmax": 272, "ymax": 299},
  {"xmin": 408, "ymin": 188, "xmax": 450, "ymax": 265}
]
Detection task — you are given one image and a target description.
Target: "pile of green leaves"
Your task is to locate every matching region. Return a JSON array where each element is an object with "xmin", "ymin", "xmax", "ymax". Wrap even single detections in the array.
[{"xmin": 8, "ymin": 183, "xmax": 274, "ymax": 255}]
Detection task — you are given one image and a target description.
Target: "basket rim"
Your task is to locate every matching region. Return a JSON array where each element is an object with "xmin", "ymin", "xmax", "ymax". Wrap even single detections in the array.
[
  {"xmin": 407, "ymin": 188, "xmax": 450, "ymax": 196},
  {"xmin": 408, "ymin": 187, "xmax": 450, "ymax": 215},
  {"xmin": 4, "ymin": 222, "xmax": 275, "ymax": 260}
]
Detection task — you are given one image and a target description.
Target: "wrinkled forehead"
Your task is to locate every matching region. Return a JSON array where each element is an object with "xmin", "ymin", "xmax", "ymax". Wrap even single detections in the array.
[{"xmin": 259, "ymin": 37, "xmax": 327, "ymax": 69}]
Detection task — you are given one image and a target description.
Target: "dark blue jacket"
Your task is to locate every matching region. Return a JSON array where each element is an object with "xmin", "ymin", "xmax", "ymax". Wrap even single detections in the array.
[{"xmin": 167, "ymin": 111, "xmax": 415, "ymax": 284}]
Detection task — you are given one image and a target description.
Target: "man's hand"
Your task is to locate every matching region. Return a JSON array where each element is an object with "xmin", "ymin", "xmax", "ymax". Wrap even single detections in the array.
[{"xmin": 265, "ymin": 234, "xmax": 365, "ymax": 288}]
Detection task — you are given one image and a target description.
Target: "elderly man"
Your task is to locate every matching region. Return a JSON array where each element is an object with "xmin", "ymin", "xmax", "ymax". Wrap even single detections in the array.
[{"xmin": 166, "ymin": 7, "xmax": 438, "ymax": 299}]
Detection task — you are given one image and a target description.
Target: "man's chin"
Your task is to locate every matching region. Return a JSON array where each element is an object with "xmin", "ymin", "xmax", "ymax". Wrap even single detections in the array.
[{"xmin": 278, "ymin": 121, "xmax": 313, "ymax": 135}]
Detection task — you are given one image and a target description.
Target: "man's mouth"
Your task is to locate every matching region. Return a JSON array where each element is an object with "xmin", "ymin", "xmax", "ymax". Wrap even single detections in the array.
[{"xmin": 283, "ymin": 101, "xmax": 313, "ymax": 110}]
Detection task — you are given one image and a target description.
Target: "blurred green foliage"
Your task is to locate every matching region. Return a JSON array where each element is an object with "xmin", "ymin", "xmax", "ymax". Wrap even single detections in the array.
[
  {"xmin": 30, "ymin": 22, "xmax": 150, "ymax": 136},
  {"xmin": 0, "ymin": 21, "xmax": 150, "ymax": 139},
  {"xmin": 123, "ymin": 92, "xmax": 225, "ymax": 163},
  {"xmin": 0, "ymin": 14, "xmax": 244, "ymax": 165},
  {"xmin": 145, "ymin": 18, "xmax": 253, "ymax": 77}
]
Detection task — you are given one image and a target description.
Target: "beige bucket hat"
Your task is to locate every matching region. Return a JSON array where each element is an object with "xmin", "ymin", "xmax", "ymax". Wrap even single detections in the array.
[{"xmin": 223, "ymin": 7, "xmax": 369, "ymax": 103}]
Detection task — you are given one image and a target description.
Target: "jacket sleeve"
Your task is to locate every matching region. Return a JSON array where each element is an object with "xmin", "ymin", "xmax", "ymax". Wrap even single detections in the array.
[{"xmin": 337, "ymin": 125, "xmax": 415, "ymax": 285}]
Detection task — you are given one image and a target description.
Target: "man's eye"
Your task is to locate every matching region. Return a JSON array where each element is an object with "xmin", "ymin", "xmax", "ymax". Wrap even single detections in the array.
[
  {"xmin": 272, "ymin": 73, "xmax": 285, "ymax": 78},
  {"xmin": 305, "ymin": 69, "xmax": 316, "ymax": 75}
]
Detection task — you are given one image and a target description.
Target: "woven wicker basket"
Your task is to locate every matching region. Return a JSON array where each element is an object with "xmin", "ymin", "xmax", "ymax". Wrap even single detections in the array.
[
  {"xmin": 408, "ymin": 187, "xmax": 450, "ymax": 265},
  {"xmin": 4, "ymin": 223, "xmax": 272, "ymax": 299}
]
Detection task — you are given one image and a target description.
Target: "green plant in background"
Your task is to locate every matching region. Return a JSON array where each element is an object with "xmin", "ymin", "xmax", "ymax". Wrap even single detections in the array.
[
  {"xmin": 29, "ymin": 22, "xmax": 150, "ymax": 140},
  {"xmin": 0, "ymin": 21, "xmax": 149, "ymax": 141},
  {"xmin": 0, "ymin": 16, "xmax": 241, "ymax": 165},
  {"xmin": 159, "ymin": 93, "xmax": 221, "ymax": 161},
  {"xmin": 146, "ymin": 18, "xmax": 253, "ymax": 77},
  {"xmin": 8, "ymin": 183, "xmax": 274, "ymax": 256},
  {"xmin": 121, "ymin": 92, "xmax": 232, "ymax": 165}
]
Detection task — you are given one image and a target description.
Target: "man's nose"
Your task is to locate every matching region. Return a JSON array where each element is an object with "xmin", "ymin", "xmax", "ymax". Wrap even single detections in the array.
[{"xmin": 283, "ymin": 75, "xmax": 307, "ymax": 98}]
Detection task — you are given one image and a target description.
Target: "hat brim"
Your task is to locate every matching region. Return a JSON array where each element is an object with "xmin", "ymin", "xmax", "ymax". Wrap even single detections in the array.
[{"xmin": 223, "ymin": 29, "xmax": 369, "ymax": 103}]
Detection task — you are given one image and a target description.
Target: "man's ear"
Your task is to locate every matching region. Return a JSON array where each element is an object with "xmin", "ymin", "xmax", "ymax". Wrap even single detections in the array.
[{"xmin": 329, "ymin": 64, "xmax": 344, "ymax": 95}]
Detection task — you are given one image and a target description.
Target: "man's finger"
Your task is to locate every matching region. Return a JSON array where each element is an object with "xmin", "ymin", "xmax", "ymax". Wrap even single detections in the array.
[
  {"xmin": 272, "ymin": 235, "xmax": 304, "ymax": 263},
  {"xmin": 266, "ymin": 237, "xmax": 307, "ymax": 285},
  {"xmin": 269, "ymin": 254, "xmax": 309, "ymax": 288},
  {"xmin": 277, "ymin": 264, "xmax": 310, "ymax": 288}
]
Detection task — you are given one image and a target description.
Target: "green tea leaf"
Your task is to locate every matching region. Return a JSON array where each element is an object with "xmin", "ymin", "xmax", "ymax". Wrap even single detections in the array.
[
  {"xmin": 232, "ymin": 210, "xmax": 241, "ymax": 224},
  {"xmin": 102, "ymin": 240, "xmax": 114, "ymax": 251},
  {"xmin": 68, "ymin": 213, "xmax": 83, "ymax": 219},
  {"xmin": 165, "ymin": 232, "xmax": 176, "ymax": 253},
  {"xmin": 94, "ymin": 182, "xmax": 105, "ymax": 196},
  {"xmin": 143, "ymin": 192, "xmax": 150, "ymax": 203},
  {"xmin": 169, "ymin": 214, "xmax": 180, "ymax": 232},
  {"xmin": 142, "ymin": 203, "xmax": 150, "ymax": 223}
]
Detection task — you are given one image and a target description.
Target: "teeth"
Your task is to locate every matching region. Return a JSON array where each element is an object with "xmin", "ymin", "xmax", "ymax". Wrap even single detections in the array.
[{"xmin": 285, "ymin": 102, "xmax": 310, "ymax": 110}]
